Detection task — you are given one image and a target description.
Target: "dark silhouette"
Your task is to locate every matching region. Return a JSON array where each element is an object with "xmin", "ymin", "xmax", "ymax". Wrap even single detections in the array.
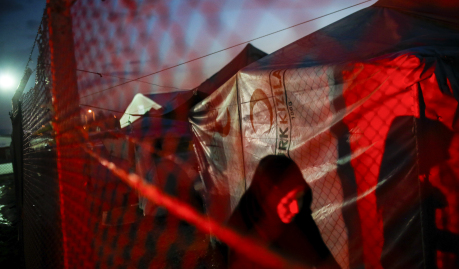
[
  {"xmin": 376, "ymin": 116, "xmax": 424, "ymax": 269},
  {"xmin": 226, "ymin": 155, "xmax": 341, "ymax": 269},
  {"xmin": 377, "ymin": 116, "xmax": 457, "ymax": 269}
]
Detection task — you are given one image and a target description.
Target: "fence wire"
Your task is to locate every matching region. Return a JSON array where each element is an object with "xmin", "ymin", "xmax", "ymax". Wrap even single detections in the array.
[
  {"xmin": 15, "ymin": 1, "xmax": 459, "ymax": 269},
  {"xmin": 21, "ymin": 12, "xmax": 64, "ymax": 269}
]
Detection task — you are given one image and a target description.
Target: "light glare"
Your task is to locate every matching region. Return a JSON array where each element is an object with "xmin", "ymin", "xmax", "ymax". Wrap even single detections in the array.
[{"xmin": 0, "ymin": 74, "xmax": 16, "ymax": 90}]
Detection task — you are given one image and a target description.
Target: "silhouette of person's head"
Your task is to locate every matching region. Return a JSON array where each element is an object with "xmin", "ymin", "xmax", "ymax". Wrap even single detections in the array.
[{"xmin": 249, "ymin": 155, "xmax": 312, "ymax": 223}]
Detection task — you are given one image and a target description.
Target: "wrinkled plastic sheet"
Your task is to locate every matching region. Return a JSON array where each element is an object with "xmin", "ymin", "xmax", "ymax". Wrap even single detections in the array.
[{"xmin": 190, "ymin": 51, "xmax": 459, "ymax": 268}]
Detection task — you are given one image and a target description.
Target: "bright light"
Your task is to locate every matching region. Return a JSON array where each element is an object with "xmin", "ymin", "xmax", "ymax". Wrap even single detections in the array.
[
  {"xmin": 0, "ymin": 74, "xmax": 16, "ymax": 90},
  {"xmin": 88, "ymin": 109, "xmax": 92, "ymax": 113}
]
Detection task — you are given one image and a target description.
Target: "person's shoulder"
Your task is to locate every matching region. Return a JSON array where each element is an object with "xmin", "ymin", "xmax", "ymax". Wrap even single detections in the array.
[{"xmin": 227, "ymin": 203, "xmax": 253, "ymax": 235}]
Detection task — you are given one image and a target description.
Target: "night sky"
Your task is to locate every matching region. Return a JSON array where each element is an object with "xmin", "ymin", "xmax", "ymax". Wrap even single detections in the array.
[
  {"xmin": 0, "ymin": 0, "xmax": 375, "ymax": 135},
  {"xmin": 0, "ymin": 0, "xmax": 45, "ymax": 135}
]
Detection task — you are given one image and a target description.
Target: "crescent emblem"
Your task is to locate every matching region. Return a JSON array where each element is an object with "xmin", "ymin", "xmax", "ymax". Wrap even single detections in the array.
[{"xmin": 250, "ymin": 88, "xmax": 273, "ymax": 133}]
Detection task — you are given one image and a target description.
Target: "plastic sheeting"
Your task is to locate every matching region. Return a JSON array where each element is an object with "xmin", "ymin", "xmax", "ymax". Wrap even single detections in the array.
[{"xmin": 190, "ymin": 3, "xmax": 459, "ymax": 269}]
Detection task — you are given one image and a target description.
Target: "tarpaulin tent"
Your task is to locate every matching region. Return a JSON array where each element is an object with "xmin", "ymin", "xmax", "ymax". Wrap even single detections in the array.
[
  {"xmin": 118, "ymin": 44, "xmax": 267, "ymax": 214},
  {"xmin": 120, "ymin": 43, "xmax": 267, "ymax": 128},
  {"xmin": 161, "ymin": 43, "xmax": 268, "ymax": 122},
  {"xmin": 190, "ymin": 1, "xmax": 459, "ymax": 268},
  {"xmin": 110, "ymin": 90, "xmax": 197, "ymax": 215},
  {"xmin": 122, "ymin": 43, "xmax": 267, "ymax": 140}
]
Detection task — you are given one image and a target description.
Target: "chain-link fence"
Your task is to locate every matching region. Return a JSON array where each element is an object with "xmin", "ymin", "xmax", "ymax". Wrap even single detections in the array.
[
  {"xmin": 0, "ymin": 163, "xmax": 13, "ymax": 176},
  {"xmin": 15, "ymin": 2, "xmax": 283, "ymax": 269},
  {"xmin": 12, "ymin": 1, "xmax": 459, "ymax": 269},
  {"xmin": 20, "ymin": 10, "xmax": 65, "ymax": 269}
]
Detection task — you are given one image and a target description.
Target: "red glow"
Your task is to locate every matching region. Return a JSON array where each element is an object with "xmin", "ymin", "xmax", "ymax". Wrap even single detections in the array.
[
  {"xmin": 84, "ymin": 147, "xmax": 311, "ymax": 269},
  {"xmin": 277, "ymin": 187, "xmax": 303, "ymax": 224},
  {"xmin": 342, "ymin": 54, "xmax": 424, "ymax": 268}
]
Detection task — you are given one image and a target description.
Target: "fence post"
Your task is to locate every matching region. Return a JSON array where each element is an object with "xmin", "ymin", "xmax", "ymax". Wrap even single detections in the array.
[
  {"xmin": 47, "ymin": 0, "xmax": 92, "ymax": 268},
  {"xmin": 10, "ymin": 67, "xmax": 33, "ymax": 269}
]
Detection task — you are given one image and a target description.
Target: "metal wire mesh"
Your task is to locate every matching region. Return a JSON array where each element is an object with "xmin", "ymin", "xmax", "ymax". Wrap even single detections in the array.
[
  {"xmin": 283, "ymin": 66, "xmax": 349, "ymax": 267},
  {"xmin": 15, "ymin": 1, "xmax": 459, "ymax": 269},
  {"xmin": 21, "ymin": 12, "xmax": 64, "ymax": 269},
  {"xmin": 0, "ymin": 163, "xmax": 13, "ymax": 176}
]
